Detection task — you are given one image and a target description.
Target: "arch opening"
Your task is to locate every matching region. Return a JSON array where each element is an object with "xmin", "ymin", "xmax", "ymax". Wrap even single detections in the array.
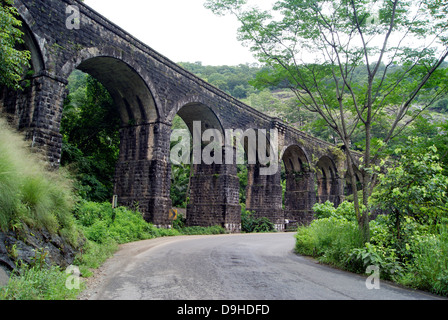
[
  {"xmin": 281, "ymin": 145, "xmax": 315, "ymax": 227},
  {"xmin": 344, "ymin": 167, "xmax": 363, "ymax": 198},
  {"xmin": 76, "ymin": 56, "xmax": 158, "ymax": 126},
  {"xmin": 60, "ymin": 56, "xmax": 159, "ymax": 203},
  {"xmin": 316, "ymin": 156, "xmax": 341, "ymax": 206},
  {"xmin": 169, "ymin": 104, "xmax": 241, "ymax": 232},
  {"xmin": 0, "ymin": 19, "xmax": 44, "ymax": 126}
]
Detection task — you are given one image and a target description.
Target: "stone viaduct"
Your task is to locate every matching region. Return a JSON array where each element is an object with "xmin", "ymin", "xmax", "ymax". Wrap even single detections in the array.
[{"xmin": 1, "ymin": 0, "xmax": 360, "ymax": 232}]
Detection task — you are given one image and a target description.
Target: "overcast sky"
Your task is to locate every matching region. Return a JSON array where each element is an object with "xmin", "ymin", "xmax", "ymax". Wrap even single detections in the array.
[{"xmin": 83, "ymin": 0, "xmax": 268, "ymax": 66}]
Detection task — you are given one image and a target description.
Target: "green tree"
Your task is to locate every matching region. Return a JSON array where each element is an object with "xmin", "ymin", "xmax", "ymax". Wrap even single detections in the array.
[
  {"xmin": 61, "ymin": 71, "xmax": 121, "ymax": 202},
  {"xmin": 205, "ymin": 0, "xmax": 448, "ymax": 242},
  {"xmin": 0, "ymin": 0, "xmax": 31, "ymax": 89},
  {"xmin": 373, "ymin": 137, "xmax": 448, "ymax": 240},
  {"xmin": 403, "ymin": 116, "xmax": 448, "ymax": 176}
]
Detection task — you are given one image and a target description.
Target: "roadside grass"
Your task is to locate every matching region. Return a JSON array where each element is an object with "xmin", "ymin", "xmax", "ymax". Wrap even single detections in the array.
[
  {"xmin": 0, "ymin": 120, "xmax": 83, "ymax": 300},
  {"xmin": 295, "ymin": 201, "xmax": 448, "ymax": 297},
  {"xmin": 0, "ymin": 119, "xmax": 80, "ymax": 245},
  {"xmin": 0, "ymin": 201, "xmax": 229, "ymax": 300}
]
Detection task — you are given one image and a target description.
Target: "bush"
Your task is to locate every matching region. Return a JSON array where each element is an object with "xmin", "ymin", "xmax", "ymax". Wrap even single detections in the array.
[
  {"xmin": 346, "ymin": 243, "xmax": 402, "ymax": 280},
  {"xmin": 74, "ymin": 201, "xmax": 179, "ymax": 244},
  {"xmin": 295, "ymin": 216, "xmax": 364, "ymax": 269},
  {"xmin": 0, "ymin": 265, "xmax": 82, "ymax": 300},
  {"xmin": 402, "ymin": 220, "xmax": 448, "ymax": 296},
  {"xmin": 373, "ymin": 138, "xmax": 448, "ymax": 233},
  {"xmin": 74, "ymin": 237, "xmax": 118, "ymax": 276},
  {"xmin": 241, "ymin": 205, "xmax": 276, "ymax": 233},
  {"xmin": 313, "ymin": 200, "xmax": 360, "ymax": 222},
  {"xmin": 294, "ymin": 137, "xmax": 448, "ymax": 297}
]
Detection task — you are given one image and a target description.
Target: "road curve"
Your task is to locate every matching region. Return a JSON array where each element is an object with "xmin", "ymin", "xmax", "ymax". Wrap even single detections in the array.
[{"xmin": 80, "ymin": 232, "xmax": 443, "ymax": 300}]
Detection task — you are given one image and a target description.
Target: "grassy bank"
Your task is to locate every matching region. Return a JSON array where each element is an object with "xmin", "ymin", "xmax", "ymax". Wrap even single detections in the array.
[
  {"xmin": 295, "ymin": 201, "xmax": 448, "ymax": 297},
  {"xmin": 1, "ymin": 199, "xmax": 228, "ymax": 300},
  {"xmin": 0, "ymin": 119, "xmax": 81, "ymax": 247}
]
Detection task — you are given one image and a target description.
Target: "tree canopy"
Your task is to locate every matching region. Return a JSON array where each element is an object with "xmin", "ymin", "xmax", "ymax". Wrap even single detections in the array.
[{"xmin": 0, "ymin": 0, "xmax": 30, "ymax": 89}]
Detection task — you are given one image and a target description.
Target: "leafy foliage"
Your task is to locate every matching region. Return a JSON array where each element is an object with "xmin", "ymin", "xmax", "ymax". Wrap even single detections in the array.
[
  {"xmin": 295, "ymin": 138, "xmax": 448, "ymax": 296},
  {"xmin": 241, "ymin": 205, "xmax": 276, "ymax": 233},
  {"xmin": 74, "ymin": 201, "xmax": 179, "ymax": 245},
  {"xmin": 61, "ymin": 71, "xmax": 121, "ymax": 202},
  {"xmin": 373, "ymin": 137, "xmax": 448, "ymax": 233},
  {"xmin": 170, "ymin": 164, "xmax": 190, "ymax": 208},
  {"xmin": 0, "ymin": 265, "xmax": 82, "ymax": 300},
  {"xmin": 205, "ymin": 0, "xmax": 448, "ymax": 243},
  {"xmin": 179, "ymin": 61, "xmax": 260, "ymax": 99},
  {"xmin": 0, "ymin": 0, "xmax": 31, "ymax": 89},
  {"xmin": 313, "ymin": 200, "xmax": 361, "ymax": 222},
  {"xmin": 295, "ymin": 216, "xmax": 364, "ymax": 267}
]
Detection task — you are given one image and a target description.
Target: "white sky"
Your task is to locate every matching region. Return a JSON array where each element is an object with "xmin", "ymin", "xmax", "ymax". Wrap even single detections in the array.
[{"xmin": 83, "ymin": 0, "xmax": 267, "ymax": 66}]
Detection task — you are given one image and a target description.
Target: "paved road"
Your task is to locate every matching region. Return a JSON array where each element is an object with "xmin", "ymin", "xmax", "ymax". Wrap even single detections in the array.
[{"xmin": 81, "ymin": 233, "xmax": 443, "ymax": 300}]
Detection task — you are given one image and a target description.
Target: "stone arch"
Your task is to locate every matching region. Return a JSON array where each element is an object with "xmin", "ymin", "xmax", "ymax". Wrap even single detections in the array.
[
  {"xmin": 169, "ymin": 100, "xmax": 240, "ymax": 231},
  {"xmin": 60, "ymin": 51, "xmax": 172, "ymax": 226},
  {"xmin": 281, "ymin": 145, "xmax": 316, "ymax": 226},
  {"xmin": 168, "ymin": 95, "xmax": 225, "ymax": 131},
  {"xmin": 281, "ymin": 145, "xmax": 311, "ymax": 174},
  {"xmin": 0, "ymin": 9, "xmax": 45, "ymax": 127},
  {"xmin": 62, "ymin": 51, "xmax": 160, "ymax": 125},
  {"xmin": 242, "ymin": 127, "xmax": 284, "ymax": 230},
  {"xmin": 316, "ymin": 155, "xmax": 341, "ymax": 206},
  {"xmin": 14, "ymin": 0, "xmax": 45, "ymax": 72},
  {"xmin": 19, "ymin": 22, "xmax": 45, "ymax": 75},
  {"xmin": 175, "ymin": 102, "xmax": 224, "ymax": 137},
  {"xmin": 344, "ymin": 166, "xmax": 363, "ymax": 196}
]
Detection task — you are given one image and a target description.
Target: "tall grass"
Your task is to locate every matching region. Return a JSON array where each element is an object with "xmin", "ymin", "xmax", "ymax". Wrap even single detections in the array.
[
  {"xmin": 0, "ymin": 119, "xmax": 79, "ymax": 245},
  {"xmin": 0, "ymin": 265, "xmax": 82, "ymax": 300},
  {"xmin": 295, "ymin": 201, "xmax": 448, "ymax": 297},
  {"xmin": 295, "ymin": 216, "xmax": 364, "ymax": 269},
  {"xmin": 403, "ymin": 220, "xmax": 448, "ymax": 296}
]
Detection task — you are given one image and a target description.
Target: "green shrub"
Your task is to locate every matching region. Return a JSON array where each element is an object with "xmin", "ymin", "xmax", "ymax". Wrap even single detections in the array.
[
  {"xmin": 0, "ymin": 265, "xmax": 82, "ymax": 300},
  {"xmin": 75, "ymin": 201, "xmax": 160, "ymax": 244},
  {"xmin": 241, "ymin": 205, "xmax": 276, "ymax": 233},
  {"xmin": 74, "ymin": 237, "xmax": 118, "ymax": 275},
  {"xmin": 295, "ymin": 216, "xmax": 363, "ymax": 268},
  {"xmin": 312, "ymin": 201, "xmax": 337, "ymax": 219},
  {"xmin": 0, "ymin": 140, "xmax": 20, "ymax": 231},
  {"xmin": 402, "ymin": 220, "xmax": 448, "ymax": 296},
  {"xmin": 173, "ymin": 213, "xmax": 186, "ymax": 229},
  {"xmin": 313, "ymin": 200, "xmax": 360, "ymax": 222},
  {"xmin": 346, "ymin": 243, "xmax": 402, "ymax": 280}
]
